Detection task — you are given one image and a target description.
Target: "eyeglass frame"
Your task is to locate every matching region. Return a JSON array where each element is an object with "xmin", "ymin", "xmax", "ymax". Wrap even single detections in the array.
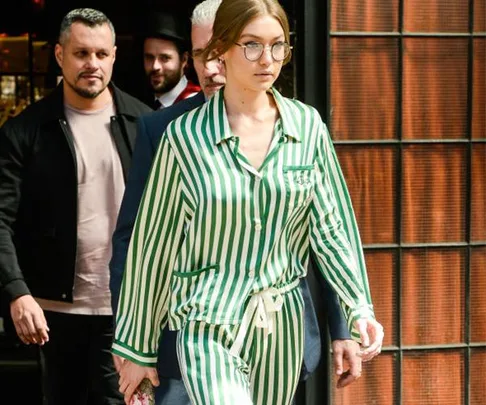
[{"xmin": 234, "ymin": 41, "xmax": 292, "ymax": 62}]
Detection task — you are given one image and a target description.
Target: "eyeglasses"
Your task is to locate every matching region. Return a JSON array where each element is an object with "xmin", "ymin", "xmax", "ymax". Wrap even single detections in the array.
[{"xmin": 234, "ymin": 41, "xmax": 292, "ymax": 62}]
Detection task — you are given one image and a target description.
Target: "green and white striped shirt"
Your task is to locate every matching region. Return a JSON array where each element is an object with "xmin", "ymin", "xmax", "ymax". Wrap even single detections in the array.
[{"xmin": 113, "ymin": 88, "xmax": 374, "ymax": 366}]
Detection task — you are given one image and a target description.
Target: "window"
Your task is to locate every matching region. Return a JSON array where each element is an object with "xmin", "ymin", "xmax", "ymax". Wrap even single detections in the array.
[{"xmin": 0, "ymin": 35, "xmax": 52, "ymax": 126}]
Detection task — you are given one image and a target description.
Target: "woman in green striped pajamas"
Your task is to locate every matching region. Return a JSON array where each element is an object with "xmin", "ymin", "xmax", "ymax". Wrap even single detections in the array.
[{"xmin": 113, "ymin": 0, "xmax": 384, "ymax": 404}]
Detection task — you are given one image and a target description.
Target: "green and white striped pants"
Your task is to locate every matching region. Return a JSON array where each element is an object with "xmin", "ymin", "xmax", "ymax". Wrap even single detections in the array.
[{"xmin": 176, "ymin": 280, "xmax": 304, "ymax": 405}]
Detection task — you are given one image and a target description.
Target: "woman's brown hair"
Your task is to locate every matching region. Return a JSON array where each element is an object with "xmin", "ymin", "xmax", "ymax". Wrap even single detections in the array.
[{"xmin": 203, "ymin": 0, "xmax": 291, "ymax": 65}]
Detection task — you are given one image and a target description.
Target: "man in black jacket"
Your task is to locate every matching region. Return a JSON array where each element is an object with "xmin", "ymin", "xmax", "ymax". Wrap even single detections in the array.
[{"xmin": 0, "ymin": 8, "xmax": 150, "ymax": 405}]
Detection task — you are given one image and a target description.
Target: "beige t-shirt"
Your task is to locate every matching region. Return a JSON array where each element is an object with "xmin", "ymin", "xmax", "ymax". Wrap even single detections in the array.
[{"xmin": 36, "ymin": 102, "xmax": 125, "ymax": 315}]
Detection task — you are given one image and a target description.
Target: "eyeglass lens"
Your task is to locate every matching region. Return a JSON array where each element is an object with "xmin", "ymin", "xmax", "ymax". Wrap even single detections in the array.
[{"xmin": 244, "ymin": 42, "xmax": 289, "ymax": 61}]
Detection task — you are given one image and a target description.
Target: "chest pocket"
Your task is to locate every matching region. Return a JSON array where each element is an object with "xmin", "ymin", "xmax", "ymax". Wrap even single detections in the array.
[{"xmin": 283, "ymin": 165, "xmax": 315, "ymax": 209}]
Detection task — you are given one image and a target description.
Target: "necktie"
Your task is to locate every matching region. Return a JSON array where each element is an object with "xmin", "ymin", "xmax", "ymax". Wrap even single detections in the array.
[{"xmin": 153, "ymin": 99, "xmax": 163, "ymax": 110}]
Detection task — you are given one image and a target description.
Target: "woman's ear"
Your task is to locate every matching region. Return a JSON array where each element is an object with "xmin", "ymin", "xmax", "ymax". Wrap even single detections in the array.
[{"xmin": 210, "ymin": 38, "xmax": 226, "ymax": 61}]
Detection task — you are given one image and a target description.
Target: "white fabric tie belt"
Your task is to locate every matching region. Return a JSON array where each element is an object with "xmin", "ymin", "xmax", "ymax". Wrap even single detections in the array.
[{"xmin": 229, "ymin": 279, "xmax": 300, "ymax": 357}]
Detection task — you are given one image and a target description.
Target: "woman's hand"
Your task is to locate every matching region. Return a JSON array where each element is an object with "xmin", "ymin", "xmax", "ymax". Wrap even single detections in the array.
[
  {"xmin": 118, "ymin": 360, "xmax": 159, "ymax": 405},
  {"xmin": 354, "ymin": 318, "xmax": 384, "ymax": 362}
]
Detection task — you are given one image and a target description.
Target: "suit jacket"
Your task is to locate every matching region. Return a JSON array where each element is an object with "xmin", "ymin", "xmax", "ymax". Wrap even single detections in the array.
[{"xmin": 109, "ymin": 91, "xmax": 350, "ymax": 380}]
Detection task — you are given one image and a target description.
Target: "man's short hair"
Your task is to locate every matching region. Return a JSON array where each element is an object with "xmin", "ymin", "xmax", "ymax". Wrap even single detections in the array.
[
  {"xmin": 59, "ymin": 8, "xmax": 115, "ymax": 45},
  {"xmin": 191, "ymin": 0, "xmax": 222, "ymax": 26}
]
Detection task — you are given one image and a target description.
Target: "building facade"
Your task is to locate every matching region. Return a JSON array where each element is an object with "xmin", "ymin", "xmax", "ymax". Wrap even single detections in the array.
[{"xmin": 0, "ymin": 1, "xmax": 484, "ymax": 404}]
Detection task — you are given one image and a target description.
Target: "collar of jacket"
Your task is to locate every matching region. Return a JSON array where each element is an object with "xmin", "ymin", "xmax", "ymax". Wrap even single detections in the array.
[
  {"xmin": 39, "ymin": 81, "xmax": 135, "ymax": 124},
  {"xmin": 208, "ymin": 87, "xmax": 301, "ymax": 146}
]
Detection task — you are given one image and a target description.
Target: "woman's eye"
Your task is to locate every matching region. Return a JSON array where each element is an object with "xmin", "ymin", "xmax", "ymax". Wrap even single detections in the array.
[{"xmin": 245, "ymin": 42, "xmax": 261, "ymax": 48}]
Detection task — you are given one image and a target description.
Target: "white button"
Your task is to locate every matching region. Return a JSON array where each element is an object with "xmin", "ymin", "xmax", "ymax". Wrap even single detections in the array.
[
  {"xmin": 255, "ymin": 224, "xmax": 262, "ymax": 231},
  {"xmin": 248, "ymin": 269, "xmax": 255, "ymax": 278},
  {"xmin": 61, "ymin": 293, "xmax": 67, "ymax": 299}
]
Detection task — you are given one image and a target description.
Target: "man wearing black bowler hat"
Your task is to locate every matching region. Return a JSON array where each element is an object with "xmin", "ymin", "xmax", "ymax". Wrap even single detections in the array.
[{"xmin": 138, "ymin": 10, "xmax": 200, "ymax": 110}]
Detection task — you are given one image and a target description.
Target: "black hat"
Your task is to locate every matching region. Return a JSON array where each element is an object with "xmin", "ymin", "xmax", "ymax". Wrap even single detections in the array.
[{"xmin": 138, "ymin": 11, "xmax": 190, "ymax": 46}]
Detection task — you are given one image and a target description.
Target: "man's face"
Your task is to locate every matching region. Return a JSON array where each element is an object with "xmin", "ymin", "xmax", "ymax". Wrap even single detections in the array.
[
  {"xmin": 191, "ymin": 23, "xmax": 225, "ymax": 98},
  {"xmin": 55, "ymin": 22, "xmax": 116, "ymax": 99},
  {"xmin": 143, "ymin": 37, "xmax": 188, "ymax": 97}
]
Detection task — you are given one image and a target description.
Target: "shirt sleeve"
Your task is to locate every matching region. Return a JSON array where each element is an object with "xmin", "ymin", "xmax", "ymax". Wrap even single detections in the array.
[
  {"xmin": 0, "ymin": 123, "xmax": 31, "ymax": 301},
  {"xmin": 112, "ymin": 131, "xmax": 186, "ymax": 366},
  {"xmin": 309, "ymin": 112, "xmax": 374, "ymax": 341}
]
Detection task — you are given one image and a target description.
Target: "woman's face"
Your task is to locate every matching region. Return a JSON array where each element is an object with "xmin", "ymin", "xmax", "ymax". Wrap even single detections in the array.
[{"xmin": 223, "ymin": 15, "xmax": 286, "ymax": 94}]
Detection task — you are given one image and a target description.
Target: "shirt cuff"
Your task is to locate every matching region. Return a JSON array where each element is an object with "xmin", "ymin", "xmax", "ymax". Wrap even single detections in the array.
[
  {"xmin": 112, "ymin": 340, "xmax": 158, "ymax": 367},
  {"xmin": 2, "ymin": 279, "xmax": 31, "ymax": 303},
  {"xmin": 344, "ymin": 303, "xmax": 375, "ymax": 342}
]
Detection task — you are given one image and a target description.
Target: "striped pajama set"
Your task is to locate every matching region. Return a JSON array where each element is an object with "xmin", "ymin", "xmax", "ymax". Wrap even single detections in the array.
[{"xmin": 113, "ymin": 88, "xmax": 375, "ymax": 405}]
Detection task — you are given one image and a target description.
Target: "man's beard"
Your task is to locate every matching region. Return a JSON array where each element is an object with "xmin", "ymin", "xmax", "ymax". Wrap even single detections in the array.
[
  {"xmin": 149, "ymin": 68, "xmax": 182, "ymax": 95},
  {"xmin": 66, "ymin": 75, "xmax": 106, "ymax": 99}
]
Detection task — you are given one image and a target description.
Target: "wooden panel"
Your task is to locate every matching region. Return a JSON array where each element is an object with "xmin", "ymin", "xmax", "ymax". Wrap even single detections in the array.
[
  {"xmin": 402, "ymin": 249, "xmax": 466, "ymax": 345},
  {"xmin": 402, "ymin": 38, "xmax": 468, "ymax": 140}
]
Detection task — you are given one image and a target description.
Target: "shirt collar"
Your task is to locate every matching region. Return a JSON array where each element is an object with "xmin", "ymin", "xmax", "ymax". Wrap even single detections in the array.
[
  {"xmin": 156, "ymin": 75, "xmax": 188, "ymax": 107},
  {"xmin": 209, "ymin": 87, "xmax": 301, "ymax": 146},
  {"xmin": 39, "ymin": 81, "xmax": 136, "ymax": 124},
  {"xmin": 271, "ymin": 87, "xmax": 301, "ymax": 142}
]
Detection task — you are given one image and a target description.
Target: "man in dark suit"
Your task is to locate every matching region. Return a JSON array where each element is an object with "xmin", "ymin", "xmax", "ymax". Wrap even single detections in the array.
[{"xmin": 109, "ymin": 1, "xmax": 362, "ymax": 404}]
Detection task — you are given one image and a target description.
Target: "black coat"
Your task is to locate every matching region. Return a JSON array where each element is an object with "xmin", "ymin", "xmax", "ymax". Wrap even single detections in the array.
[{"xmin": 0, "ymin": 82, "xmax": 151, "ymax": 304}]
